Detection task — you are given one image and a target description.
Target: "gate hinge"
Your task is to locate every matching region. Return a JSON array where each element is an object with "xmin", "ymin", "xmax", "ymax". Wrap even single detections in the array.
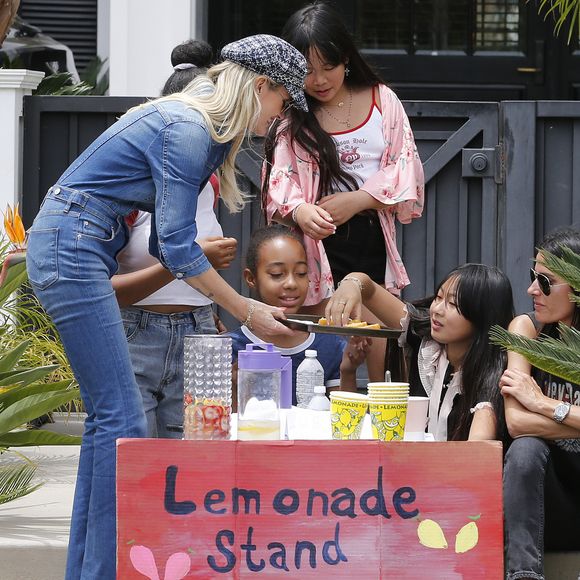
[{"xmin": 461, "ymin": 145, "xmax": 503, "ymax": 184}]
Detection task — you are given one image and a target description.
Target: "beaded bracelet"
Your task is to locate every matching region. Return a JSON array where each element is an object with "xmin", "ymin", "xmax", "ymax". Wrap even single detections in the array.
[
  {"xmin": 242, "ymin": 302, "xmax": 256, "ymax": 331},
  {"xmin": 291, "ymin": 203, "xmax": 305, "ymax": 224},
  {"xmin": 469, "ymin": 401, "xmax": 493, "ymax": 414},
  {"xmin": 339, "ymin": 276, "xmax": 364, "ymax": 293}
]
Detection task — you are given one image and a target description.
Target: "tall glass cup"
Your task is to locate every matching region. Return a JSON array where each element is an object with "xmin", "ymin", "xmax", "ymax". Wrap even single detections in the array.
[{"xmin": 183, "ymin": 335, "xmax": 232, "ymax": 440}]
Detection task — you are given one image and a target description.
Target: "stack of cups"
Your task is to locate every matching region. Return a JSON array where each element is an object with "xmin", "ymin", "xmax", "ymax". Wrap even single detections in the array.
[
  {"xmin": 367, "ymin": 382, "xmax": 410, "ymax": 441},
  {"xmin": 329, "ymin": 391, "xmax": 368, "ymax": 440}
]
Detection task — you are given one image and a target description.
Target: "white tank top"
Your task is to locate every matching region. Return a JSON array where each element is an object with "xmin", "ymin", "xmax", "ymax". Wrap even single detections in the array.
[
  {"xmin": 116, "ymin": 181, "xmax": 223, "ymax": 306},
  {"xmin": 331, "ymin": 95, "xmax": 385, "ymax": 189}
]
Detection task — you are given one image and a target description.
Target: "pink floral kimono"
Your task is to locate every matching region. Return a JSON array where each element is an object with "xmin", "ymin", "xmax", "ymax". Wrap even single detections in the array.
[{"xmin": 264, "ymin": 84, "xmax": 425, "ymax": 306}]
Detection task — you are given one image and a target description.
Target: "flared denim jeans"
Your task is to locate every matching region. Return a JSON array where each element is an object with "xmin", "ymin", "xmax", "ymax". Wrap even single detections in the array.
[{"xmin": 26, "ymin": 186, "xmax": 147, "ymax": 580}]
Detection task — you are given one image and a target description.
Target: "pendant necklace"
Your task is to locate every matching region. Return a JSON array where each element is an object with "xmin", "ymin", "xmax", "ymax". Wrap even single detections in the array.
[{"xmin": 321, "ymin": 87, "xmax": 353, "ymax": 128}]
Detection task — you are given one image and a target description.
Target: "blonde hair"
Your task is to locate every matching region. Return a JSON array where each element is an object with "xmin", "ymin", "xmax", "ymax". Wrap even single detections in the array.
[{"xmin": 128, "ymin": 61, "xmax": 264, "ymax": 212}]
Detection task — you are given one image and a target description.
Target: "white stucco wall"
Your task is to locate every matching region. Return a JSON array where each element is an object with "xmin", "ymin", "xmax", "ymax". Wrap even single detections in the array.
[{"xmin": 105, "ymin": 0, "xmax": 203, "ymax": 97}]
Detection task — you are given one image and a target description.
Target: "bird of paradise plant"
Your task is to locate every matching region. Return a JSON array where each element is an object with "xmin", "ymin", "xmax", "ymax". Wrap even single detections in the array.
[
  {"xmin": 0, "ymin": 203, "xmax": 27, "ymax": 288},
  {"xmin": 3, "ymin": 203, "xmax": 26, "ymax": 250}
]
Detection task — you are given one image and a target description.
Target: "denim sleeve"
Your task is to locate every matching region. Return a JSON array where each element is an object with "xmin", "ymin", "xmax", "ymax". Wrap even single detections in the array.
[{"xmin": 145, "ymin": 120, "xmax": 213, "ymax": 279}]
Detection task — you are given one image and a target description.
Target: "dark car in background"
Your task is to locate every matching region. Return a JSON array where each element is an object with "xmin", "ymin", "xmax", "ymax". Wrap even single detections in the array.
[{"xmin": 0, "ymin": 15, "xmax": 79, "ymax": 81}]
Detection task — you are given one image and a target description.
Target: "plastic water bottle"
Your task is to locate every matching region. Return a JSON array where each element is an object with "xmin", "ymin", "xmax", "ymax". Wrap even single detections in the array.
[
  {"xmin": 296, "ymin": 349, "xmax": 324, "ymax": 408},
  {"xmin": 307, "ymin": 385, "xmax": 330, "ymax": 411}
]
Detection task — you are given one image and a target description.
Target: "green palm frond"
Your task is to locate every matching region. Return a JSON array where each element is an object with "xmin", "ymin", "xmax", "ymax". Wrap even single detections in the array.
[
  {"xmin": 535, "ymin": 0, "xmax": 580, "ymax": 44},
  {"xmin": 490, "ymin": 324, "xmax": 580, "ymax": 384},
  {"xmin": 538, "ymin": 248, "xmax": 580, "ymax": 291},
  {"xmin": 0, "ymin": 460, "xmax": 42, "ymax": 505}
]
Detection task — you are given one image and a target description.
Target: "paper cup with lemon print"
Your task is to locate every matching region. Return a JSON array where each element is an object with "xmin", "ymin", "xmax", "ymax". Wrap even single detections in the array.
[
  {"xmin": 330, "ymin": 392, "xmax": 368, "ymax": 440},
  {"xmin": 368, "ymin": 382, "xmax": 409, "ymax": 396},
  {"xmin": 368, "ymin": 382, "xmax": 409, "ymax": 389},
  {"xmin": 369, "ymin": 401, "xmax": 408, "ymax": 441}
]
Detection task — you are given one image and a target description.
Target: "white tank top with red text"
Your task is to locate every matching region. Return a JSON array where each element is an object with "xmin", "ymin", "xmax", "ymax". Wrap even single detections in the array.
[{"xmin": 330, "ymin": 94, "xmax": 385, "ymax": 189}]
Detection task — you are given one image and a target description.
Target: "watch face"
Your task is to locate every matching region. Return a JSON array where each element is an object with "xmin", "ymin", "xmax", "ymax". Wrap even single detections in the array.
[{"xmin": 554, "ymin": 403, "xmax": 570, "ymax": 422}]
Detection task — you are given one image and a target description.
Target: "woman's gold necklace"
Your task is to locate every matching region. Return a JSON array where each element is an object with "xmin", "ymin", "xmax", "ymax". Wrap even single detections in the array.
[{"xmin": 321, "ymin": 87, "xmax": 353, "ymax": 128}]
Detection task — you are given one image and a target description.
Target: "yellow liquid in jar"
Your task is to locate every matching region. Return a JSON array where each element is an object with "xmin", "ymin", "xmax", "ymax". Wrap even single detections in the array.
[{"xmin": 237, "ymin": 419, "xmax": 280, "ymax": 441}]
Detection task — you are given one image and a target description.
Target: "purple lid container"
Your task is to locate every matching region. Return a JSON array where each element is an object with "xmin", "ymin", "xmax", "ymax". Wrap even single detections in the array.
[
  {"xmin": 238, "ymin": 343, "xmax": 282, "ymax": 370},
  {"xmin": 280, "ymin": 356, "xmax": 292, "ymax": 409}
]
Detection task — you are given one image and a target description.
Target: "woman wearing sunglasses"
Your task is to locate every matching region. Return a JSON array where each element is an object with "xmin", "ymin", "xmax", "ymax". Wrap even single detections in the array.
[{"xmin": 500, "ymin": 227, "xmax": 580, "ymax": 580}]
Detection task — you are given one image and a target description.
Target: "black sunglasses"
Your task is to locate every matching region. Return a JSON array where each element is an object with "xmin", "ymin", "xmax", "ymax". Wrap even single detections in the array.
[{"xmin": 529, "ymin": 268, "xmax": 567, "ymax": 296}]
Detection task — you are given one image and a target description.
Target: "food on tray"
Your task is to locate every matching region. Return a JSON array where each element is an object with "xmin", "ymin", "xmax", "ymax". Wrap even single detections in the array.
[
  {"xmin": 316, "ymin": 317, "xmax": 381, "ymax": 329},
  {"xmin": 283, "ymin": 314, "xmax": 399, "ymax": 337}
]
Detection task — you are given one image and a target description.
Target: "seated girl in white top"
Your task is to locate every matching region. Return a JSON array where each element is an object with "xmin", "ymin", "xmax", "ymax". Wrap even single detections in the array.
[{"xmin": 325, "ymin": 264, "xmax": 514, "ymax": 441}]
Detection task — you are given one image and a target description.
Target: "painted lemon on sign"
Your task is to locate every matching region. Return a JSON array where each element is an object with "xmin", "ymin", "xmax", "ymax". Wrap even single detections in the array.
[
  {"xmin": 455, "ymin": 521, "xmax": 479, "ymax": 553},
  {"xmin": 417, "ymin": 515, "xmax": 480, "ymax": 553},
  {"xmin": 417, "ymin": 519, "xmax": 448, "ymax": 549}
]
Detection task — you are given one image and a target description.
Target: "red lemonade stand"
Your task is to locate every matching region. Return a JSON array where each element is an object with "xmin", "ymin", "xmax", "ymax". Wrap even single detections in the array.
[{"xmin": 116, "ymin": 439, "xmax": 503, "ymax": 579}]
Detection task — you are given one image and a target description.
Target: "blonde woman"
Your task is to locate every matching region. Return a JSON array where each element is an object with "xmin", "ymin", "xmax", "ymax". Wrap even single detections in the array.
[{"xmin": 26, "ymin": 35, "xmax": 307, "ymax": 580}]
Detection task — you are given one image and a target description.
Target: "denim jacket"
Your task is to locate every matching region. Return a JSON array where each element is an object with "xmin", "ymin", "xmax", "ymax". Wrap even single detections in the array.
[{"xmin": 57, "ymin": 99, "xmax": 231, "ymax": 280}]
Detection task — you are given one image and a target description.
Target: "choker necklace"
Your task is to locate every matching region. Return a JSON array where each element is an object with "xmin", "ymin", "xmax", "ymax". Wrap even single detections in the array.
[{"xmin": 321, "ymin": 87, "xmax": 352, "ymax": 128}]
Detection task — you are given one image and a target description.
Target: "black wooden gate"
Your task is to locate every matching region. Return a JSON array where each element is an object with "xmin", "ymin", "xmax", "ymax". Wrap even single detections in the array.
[
  {"xmin": 399, "ymin": 101, "xmax": 501, "ymax": 301},
  {"xmin": 21, "ymin": 95, "xmax": 580, "ymax": 318}
]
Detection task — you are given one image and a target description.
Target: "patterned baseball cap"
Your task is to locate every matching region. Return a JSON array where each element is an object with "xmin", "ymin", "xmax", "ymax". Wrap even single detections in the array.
[{"xmin": 221, "ymin": 34, "xmax": 308, "ymax": 112}]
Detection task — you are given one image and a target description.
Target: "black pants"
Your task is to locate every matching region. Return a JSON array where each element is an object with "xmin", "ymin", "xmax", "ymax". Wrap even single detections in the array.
[
  {"xmin": 503, "ymin": 436, "xmax": 580, "ymax": 579},
  {"xmin": 322, "ymin": 212, "xmax": 386, "ymax": 286}
]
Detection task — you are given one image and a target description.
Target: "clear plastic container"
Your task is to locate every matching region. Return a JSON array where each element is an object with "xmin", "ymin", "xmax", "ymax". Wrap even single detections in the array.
[
  {"xmin": 296, "ymin": 349, "xmax": 324, "ymax": 408},
  {"xmin": 237, "ymin": 343, "xmax": 281, "ymax": 440},
  {"xmin": 183, "ymin": 335, "xmax": 232, "ymax": 440},
  {"xmin": 307, "ymin": 385, "xmax": 331, "ymax": 411}
]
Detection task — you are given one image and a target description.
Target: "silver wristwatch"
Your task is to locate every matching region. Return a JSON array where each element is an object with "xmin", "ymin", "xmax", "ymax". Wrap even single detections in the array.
[{"xmin": 553, "ymin": 402, "xmax": 571, "ymax": 424}]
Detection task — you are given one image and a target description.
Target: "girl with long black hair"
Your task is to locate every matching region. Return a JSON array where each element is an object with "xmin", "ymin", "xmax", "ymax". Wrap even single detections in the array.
[
  {"xmin": 262, "ymin": 1, "xmax": 424, "ymax": 382},
  {"xmin": 325, "ymin": 264, "xmax": 514, "ymax": 441}
]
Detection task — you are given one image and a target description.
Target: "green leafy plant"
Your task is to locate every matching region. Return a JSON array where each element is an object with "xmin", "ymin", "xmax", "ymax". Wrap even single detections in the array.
[
  {"xmin": 532, "ymin": 0, "xmax": 580, "ymax": 44},
  {"xmin": 80, "ymin": 55, "xmax": 109, "ymax": 95},
  {"xmin": 490, "ymin": 246, "xmax": 580, "ymax": 384},
  {"xmin": 0, "ymin": 346, "xmax": 80, "ymax": 448},
  {"xmin": 33, "ymin": 72, "xmax": 93, "ymax": 96}
]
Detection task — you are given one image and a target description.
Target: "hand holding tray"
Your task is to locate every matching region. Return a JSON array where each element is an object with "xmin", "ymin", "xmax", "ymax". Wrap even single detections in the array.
[{"xmin": 280, "ymin": 314, "xmax": 401, "ymax": 338}]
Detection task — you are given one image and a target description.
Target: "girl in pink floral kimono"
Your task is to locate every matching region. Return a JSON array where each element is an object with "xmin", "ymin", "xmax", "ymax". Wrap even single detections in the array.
[{"xmin": 262, "ymin": 2, "xmax": 425, "ymax": 381}]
